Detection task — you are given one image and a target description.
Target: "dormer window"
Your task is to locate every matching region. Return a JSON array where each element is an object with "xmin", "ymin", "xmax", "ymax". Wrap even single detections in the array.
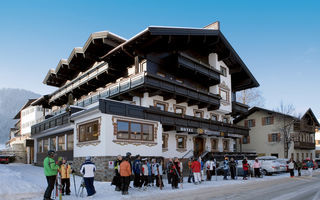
[
  {"xmin": 154, "ymin": 100, "xmax": 168, "ymax": 111},
  {"xmin": 220, "ymin": 66, "xmax": 227, "ymax": 77}
]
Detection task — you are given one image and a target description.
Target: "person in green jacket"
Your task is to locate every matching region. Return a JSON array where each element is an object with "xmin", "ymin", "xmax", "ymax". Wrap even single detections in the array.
[{"xmin": 43, "ymin": 150, "xmax": 60, "ymax": 200}]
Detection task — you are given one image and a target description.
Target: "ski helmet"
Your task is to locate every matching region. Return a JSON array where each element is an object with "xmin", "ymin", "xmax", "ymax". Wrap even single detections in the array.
[{"xmin": 48, "ymin": 150, "xmax": 55, "ymax": 156}]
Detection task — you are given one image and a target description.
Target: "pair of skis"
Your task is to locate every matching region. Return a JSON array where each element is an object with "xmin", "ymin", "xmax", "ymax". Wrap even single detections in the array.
[
  {"xmin": 156, "ymin": 164, "xmax": 163, "ymax": 190},
  {"xmin": 173, "ymin": 166, "xmax": 183, "ymax": 189}
]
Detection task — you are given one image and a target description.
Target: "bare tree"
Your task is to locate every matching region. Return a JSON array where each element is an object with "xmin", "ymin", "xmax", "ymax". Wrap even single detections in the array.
[
  {"xmin": 237, "ymin": 88, "xmax": 265, "ymax": 108},
  {"xmin": 274, "ymin": 102, "xmax": 299, "ymax": 158}
]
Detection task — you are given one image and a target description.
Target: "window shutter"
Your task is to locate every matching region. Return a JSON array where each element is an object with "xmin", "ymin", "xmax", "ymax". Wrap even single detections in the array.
[
  {"xmin": 277, "ymin": 133, "xmax": 281, "ymax": 142},
  {"xmin": 244, "ymin": 120, "xmax": 248, "ymax": 127},
  {"xmin": 252, "ymin": 119, "xmax": 256, "ymax": 127},
  {"xmin": 247, "ymin": 136, "xmax": 250, "ymax": 144},
  {"xmin": 271, "ymin": 117, "xmax": 274, "ymax": 124},
  {"xmin": 262, "ymin": 117, "xmax": 266, "ymax": 126},
  {"xmin": 268, "ymin": 134, "xmax": 272, "ymax": 142}
]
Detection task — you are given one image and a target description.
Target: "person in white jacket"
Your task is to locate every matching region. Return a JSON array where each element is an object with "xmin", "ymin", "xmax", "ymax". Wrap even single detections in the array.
[
  {"xmin": 141, "ymin": 159, "xmax": 149, "ymax": 189},
  {"xmin": 205, "ymin": 159, "xmax": 215, "ymax": 181},
  {"xmin": 80, "ymin": 156, "xmax": 96, "ymax": 196},
  {"xmin": 253, "ymin": 158, "xmax": 261, "ymax": 178},
  {"xmin": 288, "ymin": 158, "xmax": 295, "ymax": 178}
]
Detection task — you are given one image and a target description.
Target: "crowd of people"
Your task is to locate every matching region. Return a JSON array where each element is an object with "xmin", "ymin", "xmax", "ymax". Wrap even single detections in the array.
[{"xmin": 42, "ymin": 150, "xmax": 317, "ymax": 199}]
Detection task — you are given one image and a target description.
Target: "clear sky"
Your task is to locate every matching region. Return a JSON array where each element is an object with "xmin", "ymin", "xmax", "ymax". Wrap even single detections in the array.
[{"xmin": 0, "ymin": 0, "xmax": 319, "ymax": 117}]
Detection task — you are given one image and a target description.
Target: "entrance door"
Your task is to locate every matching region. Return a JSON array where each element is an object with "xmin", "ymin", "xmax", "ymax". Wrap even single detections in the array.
[
  {"xmin": 30, "ymin": 146, "xmax": 34, "ymax": 164},
  {"xmin": 194, "ymin": 137, "xmax": 204, "ymax": 157}
]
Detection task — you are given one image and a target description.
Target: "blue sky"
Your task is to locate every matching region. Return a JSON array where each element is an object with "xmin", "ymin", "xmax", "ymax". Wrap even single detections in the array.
[{"xmin": 0, "ymin": 0, "xmax": 319, "ymax": 117}]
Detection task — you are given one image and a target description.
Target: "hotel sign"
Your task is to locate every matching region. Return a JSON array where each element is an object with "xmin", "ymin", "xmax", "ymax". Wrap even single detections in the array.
[
  {"xmin": 177, "ymin": 126, "xmax": 197, "ymax": 133},
  {"xmin": 227, "ymin": 133, "xmax": 243, "ymax": 138}
]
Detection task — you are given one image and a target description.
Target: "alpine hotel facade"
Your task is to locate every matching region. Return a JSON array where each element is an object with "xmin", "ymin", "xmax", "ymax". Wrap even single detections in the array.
[{"xmin": 31, "ymin": 22, "xmax": 259, "ymax": 181}]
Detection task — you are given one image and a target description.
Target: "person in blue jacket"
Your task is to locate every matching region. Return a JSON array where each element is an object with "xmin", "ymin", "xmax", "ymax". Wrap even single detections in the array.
[{"xmin": 133, "ymin": 155, "xmax": 142, "ymax": 188}]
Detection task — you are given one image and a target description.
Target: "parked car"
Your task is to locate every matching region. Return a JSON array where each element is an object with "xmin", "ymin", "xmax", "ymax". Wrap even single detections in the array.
[
  {"xmin": 302, "ymin": 159, "xmax": 317, "ymax": 170},
  {"xmin": 0, "ymin": 155, "xmax": 10, "ymax": 164},
  {"xmin": 314, "ymin": 159, "xmax": 320, "ymax": 169},
  {"xmin": 216, "ymin": 160, "xmax": 255, "ymax": 177},
  {"xmin": 277, "ymin": 158, "xmax": 289, "ymax": 172},
  {"xmin": 257, "ymin": 156, "xmax": 281, "ymax": 175}
]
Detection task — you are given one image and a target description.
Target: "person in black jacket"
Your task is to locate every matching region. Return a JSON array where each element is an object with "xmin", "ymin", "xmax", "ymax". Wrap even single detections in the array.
[
  {"xmin": 112, "ymin": 155, "xmax": 122, "ymax": 191},
  {"xmin": 170, "ymin": 157, "xmax": 181, "ymax": 189},
  {"xmin": 229, "ymin": 157, "xmax": 237, "ymax": 180}
]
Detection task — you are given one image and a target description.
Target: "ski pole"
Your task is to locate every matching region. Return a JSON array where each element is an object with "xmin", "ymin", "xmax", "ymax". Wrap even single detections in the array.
[{"xmin": 73, "ymin": 173, "xmax": 78, "ymax": 197}]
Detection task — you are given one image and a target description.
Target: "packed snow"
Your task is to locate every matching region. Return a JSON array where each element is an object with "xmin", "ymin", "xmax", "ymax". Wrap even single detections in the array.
[{"xmin": 0, "ymin": 163, "xmax": 316, "ymax": 200}]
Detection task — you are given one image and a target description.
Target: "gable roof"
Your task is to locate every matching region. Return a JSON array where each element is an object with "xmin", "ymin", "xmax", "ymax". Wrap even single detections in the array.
[
  {"xmin": 13, "ymin": 99, "xmax": 37, "ymax": 119},
  {"xmin": 300, "ymin": 108, "xmax": 320, "ymax": 126}
]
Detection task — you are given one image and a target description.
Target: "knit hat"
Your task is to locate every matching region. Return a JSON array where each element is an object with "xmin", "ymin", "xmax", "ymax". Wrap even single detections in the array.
[{"xmin": 85, "ymin": 156, "xmax": 91, "ymax": 161}]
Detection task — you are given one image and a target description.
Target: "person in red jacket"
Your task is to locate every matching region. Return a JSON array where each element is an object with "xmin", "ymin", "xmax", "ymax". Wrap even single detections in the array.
[
  {"xmin": 191, "ymin": 158, "xmax": 201, "ymax": 184},
  {"xmin": 242, "ymin": 158, "xmax": 250, "ymax": 180}
]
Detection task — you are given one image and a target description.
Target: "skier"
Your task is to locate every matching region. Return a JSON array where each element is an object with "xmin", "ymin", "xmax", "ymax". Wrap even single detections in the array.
[
  {"xmin": 253, "ymin": 158, "xmax": 261, "ymax": 178},
  {"xmin": 296, "ymin": 159, "xmax": 302, "ymax": 176},
  {"xmin": 151, "ymin": 158, "xmax": 157, "ymax": 186},
  {"xmin": 80, "ymin": 156, "xmax": 96, "ymax": 197},
  {"xmin": 242, "ymin": 158, "xmax": 249, "ymax": 180},
  {"xmin": 167, "ymin": 158, "xmax": 174, "ymax": 184},
  {"xmin": 147, "ymin": 158, "xmax": 152, "ymax": 186},
  {"xmin": 191, "ymin": 158, "xmax": 201, "ymax": 184},
  {"xmin": 154, "ymin": 159, "xmax": 163, "ymax": 188},
  {"xmin": 187, "ymin": 158, "xmax": 194, "ymax": 183},
  {"xmin": 60, "ymin": 158, "xmax": 74, "ymax": 195},
  {"xmin": 288, "ymin": 158, "xmax": 295, "ymax": 178},
  {"xmin": 43, "ymin": 150, "xmax": 60, "ymax": 200},
  {"xmin": 133, "ymin": 155, "xmax": 142, "ymax": 188},
  {"xmin": 205, "ymin": 159, "xmax": 215, "ymax": 181},
  {"xmin": 112, "ymin": 155, "xmax": 122, "ymax": 191},
  {"xmin": 229, "ymin": 157, "xmax": 237, "ymax": 180},
  {"xmin": 119, "ymin": 156, "xmax": 132, "ymax": 195},
  {"xmin": 223, "ymin": 157, "xmax": 229, "ymax": 180},
  {"xmin": 141, "ymin": 159, "xmax": 149, "ymax": 190},
  {"xmin": 170, "ymin": 157, "xmax": 181, "ymax": 189},
  {"xmin": 307, "ymin": 159, "xmax": 314, "ymax": 177}
]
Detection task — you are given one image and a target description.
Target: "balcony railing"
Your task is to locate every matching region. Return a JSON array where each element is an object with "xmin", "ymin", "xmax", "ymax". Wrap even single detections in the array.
[{"xmin": 294, "ymin": 141, "xmax": 315, "ymax": 150}]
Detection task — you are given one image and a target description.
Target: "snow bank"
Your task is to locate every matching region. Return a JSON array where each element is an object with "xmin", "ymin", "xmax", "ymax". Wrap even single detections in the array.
[{"xmin": 0, "ymin": 164, "xmax": 317, "ymax": 200}]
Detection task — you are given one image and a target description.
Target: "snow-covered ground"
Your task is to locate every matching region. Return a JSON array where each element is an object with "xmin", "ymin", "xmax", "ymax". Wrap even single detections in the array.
[{"xmin": 0, "ymin": 163, "xmax": 317, "ymax": 200}]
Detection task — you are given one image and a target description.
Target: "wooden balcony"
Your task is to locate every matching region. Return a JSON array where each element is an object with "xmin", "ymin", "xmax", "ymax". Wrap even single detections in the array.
[
  {"xmin": 294, "ymin": 141, "xmax": 315, "ymax": 150},
  {"xmin": 231, "ymin": 101, "xmax": 249, "ymax": 117}
]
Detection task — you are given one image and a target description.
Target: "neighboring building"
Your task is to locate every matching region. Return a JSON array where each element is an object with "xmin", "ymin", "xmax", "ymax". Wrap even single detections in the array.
[
  {"xmin": 315, "ymin": 128, "xmax": 320, "ymax": 158},
  {"xmin": 31, "ymin": 22, "xmax": 259, "ymax": 180},
  {"xmin": 7, "ymin": 99, "xmax": 49, "ymax": 163},
  {"xmin": 234, "ymin": 107, "xmax": 319, "ymax": 160}
]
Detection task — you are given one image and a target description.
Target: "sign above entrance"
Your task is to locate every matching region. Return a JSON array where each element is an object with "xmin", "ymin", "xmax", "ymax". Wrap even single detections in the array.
[
  {"xmin": 177, "ymin": 126, "xmax": 197, "ymax": 133},
  {"xmin": 204, "ymin": 130, "xmax": 220, "ymax": 136},
  {"xmin": 227, "ymin": 133, "xmax": 243, "ymax": 138}
]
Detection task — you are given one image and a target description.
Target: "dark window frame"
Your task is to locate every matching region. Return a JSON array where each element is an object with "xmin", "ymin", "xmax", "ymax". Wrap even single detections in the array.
[
  {"xmin": 116, "ymin": 120, "xmax": 154, "ymax": 141},
  {"xmin": 78, "ymin": 120, "xmax": 100, "ymax": 142}
]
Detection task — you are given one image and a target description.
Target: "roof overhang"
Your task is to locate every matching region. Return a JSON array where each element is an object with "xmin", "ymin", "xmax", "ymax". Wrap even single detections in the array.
[{"xmin": 100, "ymin": 26, "xmax": 259, "ymax": 91}]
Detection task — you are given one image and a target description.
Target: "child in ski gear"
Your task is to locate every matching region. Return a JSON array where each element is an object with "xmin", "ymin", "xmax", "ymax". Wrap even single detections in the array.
[
  {"xmin": 60, "ymin": 158, "xmax": 73, "ymax": 195},
  {"xmin": 191, "ymin": 158, "xmax": 201, "ymax": 184},
  {"xmin": 288, "ymin": 158, "xmax": 295, "ymax": 177},
  {"xmin": 187, "ymin": 158, "xmax": 194, "ymax": 183},
  {"xmin": 80, "ymin": 156, "xmax": 96, "ymax": 196},
  {"xmin": 43, "ymin": 150, "xmax": 60, "ymax": 200},
  {"xmin": 133, "ymin": 155, "xmax": 142, "ymax": 188},
  {"xmin": 229, "ymin": 157, "xmax": 237, "ymax": 180},
  {"xmin": 242, "ymin": 158, "xmax": 249, "ymax": 180},
  {"xmin": 253, "ymin": 158, "xmax": 261, "ymax": 178},
  {"xmin": 223, "ymin": 157, "xmax": 229, "ymax": 180},
  {"xmin": 120, "ymin": 156, "xmax": 132, "ymax": 195},
  {"xmin": 112, "ymin": 155, "xmax": 122, "ymax": 191}
]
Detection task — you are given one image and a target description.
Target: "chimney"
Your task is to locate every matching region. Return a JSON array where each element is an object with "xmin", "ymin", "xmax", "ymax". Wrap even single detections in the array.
[{"xmin": 203, "ymin": 21, "xmax": 220, "ymax": 30}]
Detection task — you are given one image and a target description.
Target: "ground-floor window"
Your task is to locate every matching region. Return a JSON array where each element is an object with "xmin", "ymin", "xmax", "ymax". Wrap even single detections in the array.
[
  {"xmin": 67, "ymin": 134, "xmax": 73, "ymax": 150},
  {"xmin": 38, "ymin": 139, "xmax": 42, "ymax": 153},
  {"xmin": 306, "ymin": 153, "xmax": 309, "ymax": 159},
  {"xmin": 43, "ymin": 139, "xmax": 48, "ymax": 152},
  {"xmin": 296, "ymin": 153, "xmax": 299, "ymax": 161},
  {"xmin": 291, "ymin": 153, "xmax": 294, "ymax": 160},
  {"xmin": 58, "ymin": 135, "xmax": 65, "ymax": 151},
  {"xmin": 176, "ymin": 135, "xmax": 187, "ymax": 150},
  {"xmin": 302, "ymin": 153, "xmax": 304, "ymax": 160},
  {"xmin": 50, "ymin": 137, "xmax": 56, "ymax": 151},
  {"xmin": 223, "ymin": 140, "xmax": 229, "ymax": 151},
  {"xmin": 211, "ymin": 139, "xmax": 218, "ymax": 151},
  {"xmin": 162, "ymin": 133, "xmax": 168, "ymax": 150},
  {"xmin": 310, "ymin": 153, "xmax": 313, "ymax": 160}
]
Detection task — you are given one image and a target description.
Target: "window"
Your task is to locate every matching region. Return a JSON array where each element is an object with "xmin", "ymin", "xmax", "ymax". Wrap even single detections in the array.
[
  {"xmin": 306, "ymin": 153, "xmax": 309, "ymax": 158},
  {"xmin": 302, "ymin": 153, "xmax": 304, "ymax": 160},
  {"xmin": 43, "ymin": 139, "xmax": 48, "ymax": 152},
  {"xmin": 154, "ymin": 100, "xmax": 168, "ymax": 111},
  {"xmin": 67, "ymin": 134, "xmax": 73, "ymax": 150},
  {"xmin": 219, "ymin": 89, "xmax": 229, "ymax": 102},
  {"xmin": 223, "ymin": 140, "xmax": 229, "ymax": 151},
  {"xmin": 176, "ymin": 135, "xmax": 187, "ymax": 149},
  {"xmin": 291, "ymin": 153, "xmax": 294, "ymax": 160},
  {"xmin": 50, "ymin": 137, "xmax": 56, "ymax": 151},
  {"xmin": 296, "ymin": 153, "xmax": 299, "ymax": 161},
  {"xmin": 211, "ymin": 114, "xmax": 218, "ymax": 121},
  {"xmin": 311, "ymin": 153, "xmax": 313, "ymax": 159},
  {"xmin": 78, "ymin": 120, "xmax": 99, "ymax": 142},
  {"xmin": 174, "ymin": 105, "xmax": 186, "ymax": 115},
  {"xmin": 211, "ymin": 139, "xmax": 218, "ymax": 151},
  {"xmin": 246, "ymin": 119, "xmax": 255, "ymax": 128},
  {"xmin": 223, "ymin": 117, "xmax": 229, "ymax": 123},
  {"xmin": 58, "ymin": 135, "xmax": 65, "ymax": 151},
  {"xmin": 162, "ymin": 134, "xmax": 168, "ymax": 149},
  {"xmin": 243, "ymin": 136, "xmax": 250, "ymax": 144},
  {"xmin": 116, "ymin": 120, "xmax": 154, "ymax": 141},
  {"xmin": 268, "ymin": 133, "xmax": 280, "ymax": 142},
  {"xmin": 262, "ymin": 116, "xmax": 274, "ymax": 125},
  {"xmin": 38, "ymin": 140, "xmax": 42, "ymax": 153},
  {"xmin": 193, "ymin": 110, "xmax": 204, "ymax": 118},
  {"xmin": 220, "ymin": 66, "xmax": 227, "ymax": 77}
]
